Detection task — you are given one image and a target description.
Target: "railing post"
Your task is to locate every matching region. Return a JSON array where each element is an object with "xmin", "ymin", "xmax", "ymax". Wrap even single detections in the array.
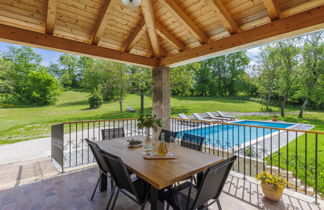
[{"xmin": 51, "ymin": 123, "xmax": 64, "ymax": 172}]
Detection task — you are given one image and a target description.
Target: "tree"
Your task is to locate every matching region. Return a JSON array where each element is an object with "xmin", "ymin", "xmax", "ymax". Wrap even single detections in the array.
[
  {"xmin": 170, "ymin": 65, "xmax": 194, "ymax": 96},
  {"xmin": 256, "ymin": 47, "xmax": 280, "ymax": 111},
  {"xmin": 276, "ymin": 40, "xmax": 299, "ymax": 117},
  {"xmin": 297, "ymin": 32, "xmax": 323, "ymax": 118},
  {"xmin": 22, "ymin": 68, "xmax": 61, "ymax": 105},
  {"xmin": 128, "ymin": 66, "xmax": 152, "ymax": 95},
  {"xmin": 58, "ymin": 54, "xmax": 80, "ymax": 88}
]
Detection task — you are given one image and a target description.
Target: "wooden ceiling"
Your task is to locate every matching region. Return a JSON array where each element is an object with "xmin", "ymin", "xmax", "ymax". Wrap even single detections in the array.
[{"xmin": 0, "ymin": 0, "xmax": 323, "ymax": 67}]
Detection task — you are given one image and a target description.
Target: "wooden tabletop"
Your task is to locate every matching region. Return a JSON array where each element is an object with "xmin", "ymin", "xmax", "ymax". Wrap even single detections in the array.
[{"xmin": 97, "ymin": 135, "xmax": 223, "ymax": 190}]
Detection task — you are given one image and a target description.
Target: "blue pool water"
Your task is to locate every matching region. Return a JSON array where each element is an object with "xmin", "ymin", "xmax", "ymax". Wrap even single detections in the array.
[{"xmin": 179, "ymin": 120, "xmax": 294, "ymax": 149}]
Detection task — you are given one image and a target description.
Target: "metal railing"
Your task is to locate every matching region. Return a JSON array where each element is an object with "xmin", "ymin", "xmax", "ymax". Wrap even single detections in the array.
[
  {"xmin": 51, "ymin": 117, "xmax": 323, "ymax": 203},
  {"xmin": 170, "ymin": 118, "xmax": 323, "ymax": 204}
]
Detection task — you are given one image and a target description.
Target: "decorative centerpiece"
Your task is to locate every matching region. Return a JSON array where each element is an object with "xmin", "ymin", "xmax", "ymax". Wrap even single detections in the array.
[
  {"xmin": 137, "ymin": 114, "xmax": 162, "ymax": 154},
  {"xmin": 256, "ymin": 172, "xmax": 289, "ymax": 202}
]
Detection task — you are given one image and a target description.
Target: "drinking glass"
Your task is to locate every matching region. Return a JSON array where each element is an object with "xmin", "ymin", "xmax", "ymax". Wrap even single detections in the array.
[{"xmin": 169, "ymin": 136, "xmax": 176, "ymax": 156}]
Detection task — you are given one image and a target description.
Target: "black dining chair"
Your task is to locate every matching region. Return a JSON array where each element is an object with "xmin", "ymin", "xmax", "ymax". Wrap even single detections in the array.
[
  {"xmin": 101, "ymin": 127, "xmax": 125, "ymax": 140},
  {"xmin": 181, "ymin": 133, "xmax": 205, "ymax": 151},
  {"xmin": 85, "ymin": 139, "xmax": 113, "ymax": 201},
  {"xmin": 159, "ymin": 129, "xmax": 178, "ymax": 142},
  {"xmin": 165, "ymin": 155, "xmax": 237, "ymax": 210},
  {"xmin": 99, "ymin": 149, "xmax": 150, "ymax": 210}
]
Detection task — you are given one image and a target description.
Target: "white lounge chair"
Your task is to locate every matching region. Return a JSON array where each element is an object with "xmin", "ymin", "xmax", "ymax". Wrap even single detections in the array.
[
  {"xmin": 206, "ymin": 112, "xmax": 230, "ymax": 122},
  {"xmin": 192, "ymin": 113, "xmax": 222, "ymax": 123},
  {"xmin": 178, "ymin": 114, "xmax": 199, "ymax": 126},
  {"xmin": 127, "ymin": 105, "xmax": 136, "ymax": 112},
  {"xmin": 216, "ymin": 111, "xmax": 236, "ymax": 121}
]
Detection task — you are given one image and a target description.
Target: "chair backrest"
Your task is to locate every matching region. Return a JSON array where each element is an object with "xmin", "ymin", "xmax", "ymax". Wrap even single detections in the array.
[
  {"xmin": 84, "ymin": 139, "xmax": 109, "ymax": 173},
  {"xmin": 101, "ymin": 128, "xmax": 125, "ymax": 140},
  {"xmin": 178, "ymin": 114, "xmax": 189, "ymax": 119},
  {"xmin": 99, "ymin": 149, "xmax": 142, "ymax": 201},
  {"xmin": 216, "ymin": 111, "xmax": 224, "ymax": 117},
  {"xmin": 159, "ymin": 129, "xmax": 178, "ymax": 142},
  {"xmin": 180, "ymin": 134, "xmax": 205, "ymax": 151},
  {"xmin": 191, "ymin": 156, "xmax": 237, "ymax": 210}
]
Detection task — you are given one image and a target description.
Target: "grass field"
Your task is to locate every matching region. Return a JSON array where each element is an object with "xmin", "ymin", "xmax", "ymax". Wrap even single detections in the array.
[
  {"xmin": 0, "ymin": 90, "xmax": 322, "ymax": 144},
  {"xmin": 241, "ymin": 114, "xmax": 324, "ymax": 194}
]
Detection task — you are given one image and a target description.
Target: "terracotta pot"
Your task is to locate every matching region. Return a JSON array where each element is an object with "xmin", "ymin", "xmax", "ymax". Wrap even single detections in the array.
[
  {"xmin": 261, "ymin": 183, "xmax": 283, "ymax": 202},
  {"xmin": 272, "ymin": 116, "xmax": 278, "ymax": 121}
]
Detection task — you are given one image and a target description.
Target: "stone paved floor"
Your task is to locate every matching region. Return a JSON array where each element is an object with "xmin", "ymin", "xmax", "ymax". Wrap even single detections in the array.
[
  {"xmin": 0, "ymin": 166, "xmax": 322, "ymax": 210},
  {"xmin": 0, "ymin": 157, "xmax": 58, "ymax": 190}
]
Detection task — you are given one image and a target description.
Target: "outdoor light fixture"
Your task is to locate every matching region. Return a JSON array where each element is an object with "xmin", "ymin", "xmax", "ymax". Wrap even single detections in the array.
[{"xmin": 122, "ymin": 0, "xmax": 141, "ymax": 8}]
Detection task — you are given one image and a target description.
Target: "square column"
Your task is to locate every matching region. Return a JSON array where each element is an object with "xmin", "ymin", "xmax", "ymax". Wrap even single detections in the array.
[{"xmin": 152, "ymin": 66, "xmax": 170, "ymax": 130}]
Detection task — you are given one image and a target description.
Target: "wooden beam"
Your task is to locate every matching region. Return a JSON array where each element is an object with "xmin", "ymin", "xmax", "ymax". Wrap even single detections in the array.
[
  {"xmin": 155, "ymin": 21, "xmax": 185, "ymax": 51},
  {"xmin": 141, "ymin": 0, "xmax": 160, "ymax": 57},
  {"xmin": 160, "ymin": 6, "xmax": 324, "ymax": 67},
  {"xmin": 204, "ymin": 0, "xmax": 241, "ymax": 33},
  {"xmin": 280, "ymin": 0, "xmax": 324, "ymax": 19},
  {"xmin": 160, "ymin": 0, "xmax": 208, "ymax": 44},
  {"xmin": 91, "ymin": 0, "xmax": 118, "ymax": 45},
  {"xmin": 0, "ymin": 24, "xmax": 159, "ymax": 67},
  {"xmin": 46, "ymin": 0, "xmax": 58, "ymax": 34},
  {"xmin": 122, "ymin": 20, "xmax": 146, "ymax": 52},
  {"xmin": 262, "ymin": 0, "xmax": 280, "ymax": 20}
]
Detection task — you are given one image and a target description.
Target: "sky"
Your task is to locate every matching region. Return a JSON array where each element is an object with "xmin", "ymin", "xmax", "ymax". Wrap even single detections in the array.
[{"xmin": 0, "ymin": 41, "xmax": 260, "ymax": 67}]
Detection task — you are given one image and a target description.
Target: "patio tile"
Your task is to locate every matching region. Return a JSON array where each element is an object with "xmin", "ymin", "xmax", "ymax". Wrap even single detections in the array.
[{"xmin": 0, "ymin": 165, "xmax": 322, "ymax": 210}]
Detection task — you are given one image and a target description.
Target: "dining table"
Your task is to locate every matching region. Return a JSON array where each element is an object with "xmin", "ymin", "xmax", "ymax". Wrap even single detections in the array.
[{"xmin": 97, "ymin": 135, "xmax": 223, "ymax": 210}]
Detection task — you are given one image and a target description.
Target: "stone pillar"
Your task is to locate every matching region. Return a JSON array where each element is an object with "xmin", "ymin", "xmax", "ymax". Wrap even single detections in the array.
[{"xmin": 152, "ymin": 66, "xmax": 170, "ymax": 130}]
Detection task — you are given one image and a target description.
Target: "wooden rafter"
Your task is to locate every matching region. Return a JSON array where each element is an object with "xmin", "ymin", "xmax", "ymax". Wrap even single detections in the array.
[
  {"xmin": 0, "ymin": 24, "xmax": 158, "ymax": 67},
  {"xmin": 262, "ymin": 0, "xmax": 280, "ymax": 20},
  {"xmin": 121, "ymin": 20, "xmax": 146, "ymax": 52},
  {"xmin": 160, "ymin": 0, "xmax": 208, "ymax": 44},
  {"xmin": 91, "ymin": 0, "xmax": 118, "ymax": 45},
  {"xmin": 160, "ymin": 6, "xmax": 324, "ymax": 67},
  {"xmin": 279, "ymin": 0, "xmax": 324, "ymax": 19},
  {"xmin": 204, "ymin": 0, "xmax": 241, "ymax": 33},
  {"xmin": 46, "ymin": 0, "xmax": 58, "ymax": 34},
  {"xmin": 155, "ymin": 21, "xmax": 184, "ymax": 51},
  {"xmin": 141, "ymin": 0, "xmax": 160, "ymax": 57}
]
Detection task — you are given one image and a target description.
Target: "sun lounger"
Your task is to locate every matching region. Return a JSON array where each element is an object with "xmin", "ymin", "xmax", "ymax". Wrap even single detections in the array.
[
  {"xmin": 178, "ymin": 114, "xmax": 199, "ymax": 127},
  {"xmin": 206, "ymin": 112, "xmax": 230, "ymax": 122},
  {"xmin": 126, "ymin": 105, "xmax": 136, "ymax": 112},
  {"xmin": 216, "ymin": 111, "xmax": 236, "ymax": 121},
  {"xmin": 192, "ymin": 113, "xmax": 222, "ymax": 123}
]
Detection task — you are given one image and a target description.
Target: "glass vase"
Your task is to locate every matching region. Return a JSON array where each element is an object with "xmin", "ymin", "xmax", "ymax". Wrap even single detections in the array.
[{"xmin": 143, "ymin": 128, "xmax": 153, "ymax": 154}]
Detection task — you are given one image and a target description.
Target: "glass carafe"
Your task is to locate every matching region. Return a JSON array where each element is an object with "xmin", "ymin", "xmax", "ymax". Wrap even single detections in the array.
[{"xmin": 157, "ymin": 132, "xmax": 168, "ymax": 156}]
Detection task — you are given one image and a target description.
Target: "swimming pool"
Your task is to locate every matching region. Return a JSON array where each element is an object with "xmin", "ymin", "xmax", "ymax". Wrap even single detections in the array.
[{"xmin": 179, "ymin": 120, "xmax": 294, "ymax": 149}]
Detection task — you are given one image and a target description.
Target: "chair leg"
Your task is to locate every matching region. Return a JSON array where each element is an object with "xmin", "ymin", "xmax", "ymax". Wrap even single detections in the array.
[
  {"xmin": 91, "ymin": 175, "xmax": 101, "ymax": 201},
  {"xmin": 105, "ymin": 185, "xmax": 116, "ymax": 210},
  {"xmin": 109, "ymin": 188, "xmax": 119, "ymax": 210},
  {"xmin": 216, "ymin": 199, "xmax": 222, "ymax": 210}
]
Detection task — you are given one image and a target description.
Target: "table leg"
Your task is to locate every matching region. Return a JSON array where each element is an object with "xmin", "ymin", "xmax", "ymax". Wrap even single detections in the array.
[
  {"xmin": 150, "ymin": 187, "xmax": 164, "ymax": 210},
  {"xmin": 99, "ymin": 172, "xmax": 107, "ymax": 192}
]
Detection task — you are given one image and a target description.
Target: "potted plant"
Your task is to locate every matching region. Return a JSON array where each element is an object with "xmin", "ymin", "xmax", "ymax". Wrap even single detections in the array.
[
  {"xmin": 271, "ymin": 113, "xmax": 278, "ymax": 121},
  {"xmin": 256, "ymin": 172, "xmax": 289, "ymax": 202},
  {"xmin": 137, "ymin": 114, "xmax": 162, "ymax": 153}
]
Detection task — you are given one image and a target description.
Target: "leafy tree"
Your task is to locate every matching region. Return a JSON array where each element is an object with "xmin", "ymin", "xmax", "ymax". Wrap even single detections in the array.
[
  {"xmin": 128, "ymin": 66, "xmax": 152, "ymax": 95},
  {"xmin": 256, "ymin": 47, "xmax": 280, "ymax": 111},
  {"xmin": 170, "ymin": 65, "xmax": 194, "ymax": 96},
  {"xmin": 58, "ymin": 54, "xmax": 80, "ymax": 88},
  {"xmin": 22, "ymin": 68, "xmax": 61, "ymax": 105},
  {"xmin": 276, "ymin": 40, "xmax": 299, "ymax": 116},
  {"xmin": 296, "ymin": 32, "xmax": 323, "ymax": 118},
  {"xmin": 88, "ymin": 87, "xmax": 103, "ymax": 109}
]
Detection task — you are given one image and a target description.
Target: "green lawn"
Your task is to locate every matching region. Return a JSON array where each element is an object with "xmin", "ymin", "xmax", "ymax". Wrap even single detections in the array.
[
  {"xmin": 0, "ymin": 90, "xmax": 321, "ymax": 144},
  {"xmin": 241, "ymin": 114, "xmax": 324, "ymax": 195}
]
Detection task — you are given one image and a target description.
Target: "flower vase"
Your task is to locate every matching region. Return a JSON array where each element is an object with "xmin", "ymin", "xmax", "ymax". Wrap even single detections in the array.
[{"xmin": 143, "ymin": 128, "xmax": 153, "ymax": 154}]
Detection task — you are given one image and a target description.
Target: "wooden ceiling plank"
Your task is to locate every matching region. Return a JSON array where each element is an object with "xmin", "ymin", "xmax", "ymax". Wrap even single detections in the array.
[
  {"xmin": 155, "ymin": 21, "xmax": 184, "ymax": 51},
  {"xmin": 46, "ymin": 0, "xmax": 58, "ymax": 34},
  {"xmin": 204, "ymin": 0, "xmax": 241, "ymax": 33},
  {"xmin": 262, "ymin": 0, "xmax": 280, "ymax": 20},
  {"xmin": 160, "ymin": 6, "xmax": 324, "ymax": 67},
  {"xmin": 141, "ymin": 0, "xmax": 161, "ymax": 57},
  {"xmin": 279, "ymin": 0, "xmax": 324, "ymax": 19},
  {"xmin": 126, "ymin": 25, "xmax": 147, "ymax": 52},
  {"xmin": 160, "ymin": 0, "xmax": 208, "ymax": 44},
  {"xmin": 121, "ymin": 20, "xmax": 146, "ymax": 52},
  {"xmin": 0, "ymin": 23, "xmax": 158, "ymax": 67},
  {"xmin": 91, "ymin": 0, "xmax": 119, "ymax": 45}
]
